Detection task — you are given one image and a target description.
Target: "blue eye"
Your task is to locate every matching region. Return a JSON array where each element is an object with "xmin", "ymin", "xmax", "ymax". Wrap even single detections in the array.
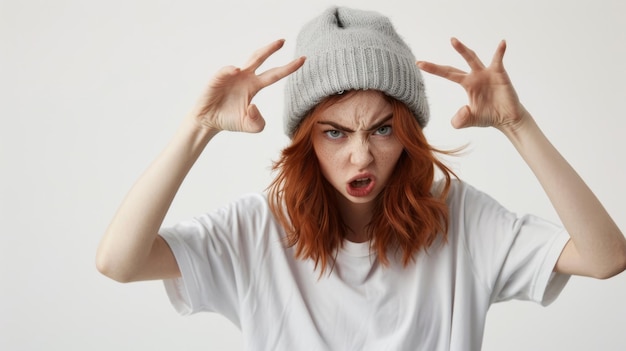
[
  {"xmin": 374, "ymin": 125, "xmax": 392, "ymax": 136},
  {"xmin": 324, "ymin": 130, "xmax": 344, "ymax": 139}
]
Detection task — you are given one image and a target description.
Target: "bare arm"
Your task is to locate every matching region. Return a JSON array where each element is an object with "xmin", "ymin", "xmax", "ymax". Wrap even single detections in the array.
[
  {"xmin": 418, "ymin": 38, "xmax": 626, "ymax": 279},
  {"xmin": 500, "ymin": 113, "xmax": 626, "ymax": 278},
  {"xmin": 96, "ymin": 40, "xmax": 305, "ymax": 283},
  {"xmin": 96, "ymin": 117, "xmax": 217, "ymax": 282}
]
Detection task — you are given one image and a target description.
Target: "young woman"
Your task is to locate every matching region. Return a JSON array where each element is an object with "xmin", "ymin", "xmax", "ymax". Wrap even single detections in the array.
[{"xmin": 96, "ymin": 6, "xmax": 626, "ymax": 350}]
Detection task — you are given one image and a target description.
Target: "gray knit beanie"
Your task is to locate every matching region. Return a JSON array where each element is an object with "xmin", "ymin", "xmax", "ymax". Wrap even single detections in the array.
[{"xmin": 283, "ymin": 6, "xmax": 429, "ymax": 138}]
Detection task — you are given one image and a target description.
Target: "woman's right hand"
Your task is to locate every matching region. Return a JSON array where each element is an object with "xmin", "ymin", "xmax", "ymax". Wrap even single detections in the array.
[
  {"xmin": 97, "ymin": 40, "xmax": 303, "ymax": 283},
  {"xmin": 191, "ymin": 39, "xmax": 305, "ymax": 133}
]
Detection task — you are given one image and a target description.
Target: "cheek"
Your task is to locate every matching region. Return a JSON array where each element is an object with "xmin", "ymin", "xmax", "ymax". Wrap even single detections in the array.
[
  {"xmin": 313, "ymin": 143, "xmax": 351, "ymax": 189},
  {"xmin": 313, "ymin": 142, "xmax": 336, "ymax": 174},
  {"xmin": 376, "ymin": 142, "xmax": 404, "ymax": 166},
  {"xmin": 391, "ymin": 145, "xmax": 404, "ymax": 163}
]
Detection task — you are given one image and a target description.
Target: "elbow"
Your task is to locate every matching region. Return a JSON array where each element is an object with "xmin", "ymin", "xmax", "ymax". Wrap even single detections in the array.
[
  {"xmin": 608, "ymin": 256, "xmax": 626, "ymax": 280},
  {"xmin": 606, "ymin": 241, "xmax": 626, "ymax": 279},
  {"xmin": 95, "ymin": 249, "xmax": 135, "ymax": 283},
  {"xmin": 592, "ymin": 247, "xmax": 626, "ymax": 280},
  {"xmin": 593, "ymin": 266, "xmax": 626, "ymax": 280}
]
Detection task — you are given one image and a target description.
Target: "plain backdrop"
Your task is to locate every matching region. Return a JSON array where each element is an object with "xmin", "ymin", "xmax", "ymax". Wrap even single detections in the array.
[{"xmin": 2, "ymin": 0, "xmax": 625, "ymax": 350}]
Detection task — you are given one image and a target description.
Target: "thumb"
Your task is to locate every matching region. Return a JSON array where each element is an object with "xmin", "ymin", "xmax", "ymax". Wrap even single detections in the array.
[
  {"xmin": 243, "ymin": 104, "xmax": 266, "ymax": 133},
  {"xmin": 451, "ymin": 105, "xmax": 473, "ymax": 129}
]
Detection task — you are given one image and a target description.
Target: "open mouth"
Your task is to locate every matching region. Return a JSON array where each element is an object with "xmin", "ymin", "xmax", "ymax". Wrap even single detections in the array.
[
  {"xmin": 350, "ymin": 178, "xmax": 372, "ymax": 188},
  {"xmin": 346, "ymin": 174, "xmax": 376, "ymax": 197}
]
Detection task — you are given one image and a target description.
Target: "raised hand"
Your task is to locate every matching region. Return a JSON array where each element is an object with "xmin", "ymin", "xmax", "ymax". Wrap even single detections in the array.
[
  {"xmin": 191, "ymin": 39, "xmax": 305, "ymax": 133},
  {"xmin": 417, "ymin": 38, "xmax": 528, "ymax": 132}
]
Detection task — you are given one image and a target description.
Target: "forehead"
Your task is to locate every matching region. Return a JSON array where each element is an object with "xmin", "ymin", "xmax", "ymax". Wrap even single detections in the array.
[{"xmin": 316, "ymin": 90, "xmax": 392, "ymax": 125}]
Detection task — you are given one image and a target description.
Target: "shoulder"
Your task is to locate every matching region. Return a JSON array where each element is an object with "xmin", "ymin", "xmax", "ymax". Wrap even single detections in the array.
[
  {"xmin": 212, "ymin": 193, "xmax": 271, "ymax": 219},
  {"xmin": 433, "ymin": 179, "xmax": 516, "ymax": 234},
  {"xmin": 219, "ymin": 192, "xmax": 285, "ymax": 239},
  {"xmin": 228, "ymin": 192, "xmax": 270, "ymax": 212},
  {"xmin": 433, "ymin": 178, "xmax": 472, "ymax": 207},
  {"xmin": 208, "ymin": 192, "xmax": 281, "ymax": 232},
  {"xmin": 169, "ymin": 193, "xmax": 277, "ymax": 240},
  {"xmin": 434, "ymin": 178, "xmax": 502, "ymax": 211},
  {"xmin": 171, "ymin": 193, "xmax": 284, "ymax": 253}
]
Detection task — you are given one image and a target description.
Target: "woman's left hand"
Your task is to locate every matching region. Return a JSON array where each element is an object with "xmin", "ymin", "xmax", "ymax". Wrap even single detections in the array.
[{"xmin": 417, "ymin": 38, "xmax": 528, "ymax": 132}]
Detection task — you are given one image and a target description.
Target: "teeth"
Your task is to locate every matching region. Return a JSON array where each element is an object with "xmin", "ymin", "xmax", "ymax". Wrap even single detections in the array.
[{"xmin": 351, "ymin": 178, "xmax": 370, "ymax": 188}]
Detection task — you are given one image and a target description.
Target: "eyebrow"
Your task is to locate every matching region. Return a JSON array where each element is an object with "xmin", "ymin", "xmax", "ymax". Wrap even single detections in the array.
[{"xmin": 316, "ymin": 114, "xmax": 393, "ymax": 133}]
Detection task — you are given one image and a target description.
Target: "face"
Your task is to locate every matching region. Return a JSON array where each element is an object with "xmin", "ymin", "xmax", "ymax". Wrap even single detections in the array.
[{"xmin": 311, "ymin": 90, "xmax": 404, "ymax": 208}]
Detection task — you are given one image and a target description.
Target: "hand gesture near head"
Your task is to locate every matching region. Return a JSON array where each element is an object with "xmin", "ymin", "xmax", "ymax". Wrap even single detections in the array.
[
  {"xmin": 418, "ymin": 38, "xmax": 528, "ymax": 133},
  {"xmin": 420, "ymin": 38, "xmax": 626, "ymax": 279},
  {"xmin": 97, "ymin": 40, "xmax": 304, "ymax": 283},
  {"xmin": 192, "ymin": 39, "xmax": 305, "ymax": 133}
]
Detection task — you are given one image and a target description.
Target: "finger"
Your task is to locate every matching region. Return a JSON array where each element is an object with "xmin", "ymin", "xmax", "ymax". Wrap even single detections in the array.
[
  {"xmin": 243, "ymin": 104, "xmax": 266, "ymax": 133},
  {"xmin": 450, "ymin": 37, "xmax": 485, "ymax": 71},
  {"xmin": 450, "ymin": 105, "xmax": 472, "ymax": 129},
  {"xmin": 243, "ymin": 39, "xmax": 286, "ymax": 72},
  {"xmin": 417, "ymin": 61, "xmax": 467, "ymax": 84},
  {"xmin": 489, "ymin": 39, "xmax": 507, "ymax": 69},
  {"xmin": 258, "ymin": 56, "xmax": 306, "ymax": 87}
]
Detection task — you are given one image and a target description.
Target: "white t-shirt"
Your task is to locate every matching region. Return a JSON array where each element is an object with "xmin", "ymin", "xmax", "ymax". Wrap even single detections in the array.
[{"xmin": 160, "ymin": 180, "xmax": 570, "ymax": 351}]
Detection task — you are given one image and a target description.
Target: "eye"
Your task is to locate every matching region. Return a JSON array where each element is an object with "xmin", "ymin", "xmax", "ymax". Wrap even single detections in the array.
[
  {"xmin": 324, "ymin": 129, "xmax": 345, "ymax": 140},
  {"xmin": 374, "ymin": 125, "xmax": 392, "ymax": 136}
]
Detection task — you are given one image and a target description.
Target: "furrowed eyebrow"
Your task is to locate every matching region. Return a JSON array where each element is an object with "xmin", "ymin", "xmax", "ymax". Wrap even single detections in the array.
[
  {"xmin": 316, "ymin": 114, "xmax": 393, "ymax": 133},
  {"xmin": 365, "ymin": 114, "xmax": 393, "ymax": 132}
]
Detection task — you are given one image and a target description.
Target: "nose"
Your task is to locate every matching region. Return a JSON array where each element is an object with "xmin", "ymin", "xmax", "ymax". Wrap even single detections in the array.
[{"xmin": 349, "ymin": 138, "xmax": 374, "ymax": 168}]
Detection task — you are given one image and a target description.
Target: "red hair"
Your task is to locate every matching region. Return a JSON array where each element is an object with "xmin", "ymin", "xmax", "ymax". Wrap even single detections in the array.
[{"xmin": 268, "ymin": 92, "xmax": 457, "ymax": 275}]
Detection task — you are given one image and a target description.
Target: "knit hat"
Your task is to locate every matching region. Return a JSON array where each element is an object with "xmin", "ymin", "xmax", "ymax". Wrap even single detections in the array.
[{"xmin": 283, "ymin": 6, "xmax": 429, "ymax": 138}]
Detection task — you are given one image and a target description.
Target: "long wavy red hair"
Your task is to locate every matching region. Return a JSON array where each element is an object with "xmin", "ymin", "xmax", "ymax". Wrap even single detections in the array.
[{"xmin": 268, "ymin": 91, "xmax": 457, "ymax": 275}]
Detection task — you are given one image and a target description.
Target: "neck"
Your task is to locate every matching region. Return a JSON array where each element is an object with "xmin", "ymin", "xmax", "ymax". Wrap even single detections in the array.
[{"xmin": 337, "ymin": 195, "xmax": 375, "ymax": 243}]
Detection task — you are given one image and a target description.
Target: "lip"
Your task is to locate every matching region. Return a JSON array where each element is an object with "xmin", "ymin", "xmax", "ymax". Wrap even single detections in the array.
[{"xmin": 346, "ymin": 173, "xmax": 377, "ymax": 197}]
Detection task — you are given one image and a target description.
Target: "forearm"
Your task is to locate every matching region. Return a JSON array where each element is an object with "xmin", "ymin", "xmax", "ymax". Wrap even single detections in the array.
[
  {"xmin": 500, "ymin": 111, "xmax": 626, "ymax": 278},
  {"xmin": 96, "ymin": 115, "xmax": 219, "ymax": 281}
]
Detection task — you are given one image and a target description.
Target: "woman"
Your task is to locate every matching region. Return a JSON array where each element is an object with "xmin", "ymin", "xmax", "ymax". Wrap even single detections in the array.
[{"xmin": 96, "ymin": 6, "xmax": 626, "ymax": 350}]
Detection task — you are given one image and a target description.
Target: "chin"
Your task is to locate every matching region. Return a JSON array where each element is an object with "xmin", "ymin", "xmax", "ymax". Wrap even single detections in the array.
[{"xmin": 341, "ymin": 191, "xmax": 380, "ymax": 205}]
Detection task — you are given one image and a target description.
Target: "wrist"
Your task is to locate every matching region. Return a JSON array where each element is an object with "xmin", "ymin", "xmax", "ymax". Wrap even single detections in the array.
[
  {"xmin": 498, "ymin": 109, "xmax": 547, "ymax": 154},
  {"xmin": 172, "ymin": 114, "xmax": 220, "ymax": 155},
  {"xmin": 497, "ymin": 106, "xmax": 533, "ymax": 138},
  {"xmin": 184, "ymin": 113, "xmax": 221, "ymax": 140}
]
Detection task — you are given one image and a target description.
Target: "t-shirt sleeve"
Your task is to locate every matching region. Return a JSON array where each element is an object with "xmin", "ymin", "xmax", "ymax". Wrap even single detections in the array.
[
  {"xmin": 455, "ymin": 182, "xmax": 571, "ymax": 306},
  {"xmin": 158, "ymin": 194, "xmax": 268, "ymax": 325}
]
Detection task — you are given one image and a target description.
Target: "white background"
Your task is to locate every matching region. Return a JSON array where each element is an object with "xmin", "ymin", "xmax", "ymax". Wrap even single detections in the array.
[{"xmin": 2, "ymin": 0, "xmax": 625, "ymax": 350}]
